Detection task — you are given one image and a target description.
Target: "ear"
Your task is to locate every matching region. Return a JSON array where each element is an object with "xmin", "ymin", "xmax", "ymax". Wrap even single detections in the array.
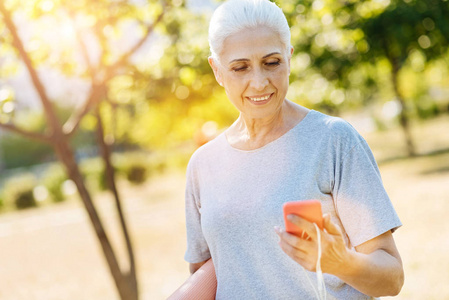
[
  {"xmin": 208, "ymin": 56, "xmax": 223, "ymax": 86},
  {"xmin": 288, "ymin": 46, "xmax": 294, "ymax": 75}
]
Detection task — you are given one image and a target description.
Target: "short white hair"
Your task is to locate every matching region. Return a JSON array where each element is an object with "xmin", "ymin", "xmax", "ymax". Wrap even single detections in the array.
[{"xmin": 208, "ymin": 0, "xmax": 291, "ymax": 61}]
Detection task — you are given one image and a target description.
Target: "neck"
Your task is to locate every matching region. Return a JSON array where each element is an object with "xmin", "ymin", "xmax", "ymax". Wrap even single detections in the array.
[
  {"xmin": 227, "ymin": 99, "xmax": 307, "ymax": 150},
  {"xmin": 237, "ymin": 102, "xmax": 287, "ymax": 141}
]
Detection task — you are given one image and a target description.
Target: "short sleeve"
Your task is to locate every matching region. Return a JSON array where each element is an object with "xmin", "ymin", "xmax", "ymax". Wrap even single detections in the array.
[
  {"xmin": 184, "ymin": 159, "xmax": 211, "ymax": 263},
  {"xmin": 333, "ymin": 138, "xmax": 402, "ymax": 247}
]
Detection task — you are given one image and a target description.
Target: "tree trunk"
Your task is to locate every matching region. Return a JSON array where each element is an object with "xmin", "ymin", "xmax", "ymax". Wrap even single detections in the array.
[
  {"xmin": 95, "ymin": 106, "xmax": 138, "ymax": 300},
  {"xmin": 52, "ymin": 135, "xmax": 135, "ymax": 299},
  {"xmin": 390, "ymin": 58, "xmax": 416, "ymax": 157},
  {"xmin": 0, "ymin": 3, "xmax": 138, "ymax": 298}
]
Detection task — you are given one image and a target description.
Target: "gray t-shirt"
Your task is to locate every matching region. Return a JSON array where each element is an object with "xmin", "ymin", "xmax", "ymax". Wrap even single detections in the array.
[{"xmin": 184, "ymin": 110, "xmax": 401, "ymax": 299}]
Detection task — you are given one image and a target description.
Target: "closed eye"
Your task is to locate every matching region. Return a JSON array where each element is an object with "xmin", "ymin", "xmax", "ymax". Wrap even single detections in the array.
[
  {"xmin": 265, "ymin": 62, "xmax": 280, "ymax": 67},
  {"xmin": 233, "ymin": 66, "xmax": 248, "ymax": 72}
]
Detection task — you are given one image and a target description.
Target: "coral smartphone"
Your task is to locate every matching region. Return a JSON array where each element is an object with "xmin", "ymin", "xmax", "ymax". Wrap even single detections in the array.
[{"xmin": 283, "ymin": 200, "xmax": 324, "ymax": 238}]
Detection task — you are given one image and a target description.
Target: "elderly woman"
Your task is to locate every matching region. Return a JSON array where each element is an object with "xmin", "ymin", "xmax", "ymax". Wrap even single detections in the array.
[{"xmin": 184, "ymin": 0, "xmax": 404, "ymax": 299}]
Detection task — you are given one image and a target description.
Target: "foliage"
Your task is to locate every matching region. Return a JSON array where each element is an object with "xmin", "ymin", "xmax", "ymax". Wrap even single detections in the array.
[
  {"xmin": 0, "ymin": 105, "xmax": 96, "ymax": 168},
  {"xmin": 279, "ymin": 0, "xmax": 449, "ymax": 155},
  {"xmin": 113, "ymin": 152, "xmax": 150, "ymax": 184},
  {"xmin": 354, "ymin": 1, "xmax": 448, "ymax": 64},
  {"xmin": 96, "ymin": 4, "xmax": 238, "ymax": 150},
  {"xmin": 41, "ymin": 163, "xmax": 68, "ymax": 202},
  {"xmin": 0, "ymin": 150, "xmax": 177, "ymax": 212},
  {"xmin": 0, "ymin": 0, "xmax": 235, "ymax": 163},
  {"xmin": 1, "ymin": 0, "xmax": 449, "ymax": 167},
  {"xmin": 79, "ymin": 157, "xmax": 108, "ymax": 192},
  {"xmin": 78, "ymin": 152, "xmax": 164, "ymax": 189},
  {"xmin": 282, "ymin": 0, "xmax": 447, "ymax": 109},
  {"xmin": 0, "ymin": 109, "xmax": 54, "ymax": 168},
  {"xmin": 1, "ymin": 133, "xmax": 53, "ymax": 168},
  {"xmin": 2, "ymin": 173, "xmax": 37, "ymax": 209},
  {"xmin": 125, "ymin": 165, "xmax": 146, "ymax": 184}
]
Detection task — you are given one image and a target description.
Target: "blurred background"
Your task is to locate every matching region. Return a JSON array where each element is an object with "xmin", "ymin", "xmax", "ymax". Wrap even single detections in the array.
[{"xmin": 0, "ymin": 0, "xmax": 448, "ymax": 299}]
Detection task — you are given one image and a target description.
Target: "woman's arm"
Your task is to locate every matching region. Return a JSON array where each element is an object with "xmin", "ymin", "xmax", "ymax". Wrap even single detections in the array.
[
  {"xmin": 275, "ymin": 214, "xmax": 404, "ymax": 297},
  {"xmin": 339, "ymin": 230, "xmax": 403, "ymax": 297}
]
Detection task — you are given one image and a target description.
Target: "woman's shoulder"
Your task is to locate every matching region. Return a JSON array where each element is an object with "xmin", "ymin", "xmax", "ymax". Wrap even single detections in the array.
[
  {"xmin": 187, "ymin": 132, "xmax": 227, "ymax": 167},
  {"xmin": 308, "ymin": 110, "xmax": 365, "ymax": 146},
  {"xmin": 311, "ymin": 110, "xmax": 352, "ymax": 131}
]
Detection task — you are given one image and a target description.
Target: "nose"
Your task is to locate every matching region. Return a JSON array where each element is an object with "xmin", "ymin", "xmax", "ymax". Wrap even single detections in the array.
[{"xmin": 249, "ymin": 69, "xmax": 268, "ymax": 91}]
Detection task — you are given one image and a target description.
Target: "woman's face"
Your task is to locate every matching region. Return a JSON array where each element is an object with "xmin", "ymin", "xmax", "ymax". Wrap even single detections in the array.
[{"xmin": 209, "ymin": 26, "xmax": 292, "ymax": 120}]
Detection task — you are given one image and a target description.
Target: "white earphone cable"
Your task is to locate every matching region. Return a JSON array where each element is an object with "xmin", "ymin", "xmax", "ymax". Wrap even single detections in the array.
[
  {"xmin": 300, "ymin": 223, "xmax": 327, "ymax": 300},
  {"xmin": 314, "ymin": 223, "xmax": 326, "ymax": 300}
]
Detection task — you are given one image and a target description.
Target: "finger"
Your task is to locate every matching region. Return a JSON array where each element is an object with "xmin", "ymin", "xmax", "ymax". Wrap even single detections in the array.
[
  {"xmin": 275, "ymin": 226, "xmax": 301, "ymax": 248},
  {"xmin": 278, "ymin": 240, "xmax": 316, "ymax": 271},
  {"xmin": 323, "ymin": 214, "xmax": 343, "ymax": 236},
  {"xmin": 287, "ymin": 214, "xmax": 318, "ymax": 241},
  {"xmin": 278, "ymin": 237, "xmax": 308, "ymax": 261},
  {"xmin": 276, "ymin": 227, "xmax": 315, "ymax": 253}
]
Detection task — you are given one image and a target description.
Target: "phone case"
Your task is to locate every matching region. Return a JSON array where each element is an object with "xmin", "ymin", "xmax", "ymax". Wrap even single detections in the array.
[{"xmin": 283, "ymin": 200, "xmax": 323, "ymax": 238}]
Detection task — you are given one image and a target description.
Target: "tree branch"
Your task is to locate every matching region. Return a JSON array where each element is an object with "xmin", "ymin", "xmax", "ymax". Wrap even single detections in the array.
[
  {"xmin": 69, "ymin": 11, "xmax": 96, "ymax": 80},
  {"xmin": 62, "ymin": 11, "xmax": 102, "ymax": 138},
  {"xmin": 0, "ymin": 122, "xmax": 53, "ymax": 143},
  {"xmin": 105, "ymin": 5, "xmax": 166, "ymax": 80},
  {"xmin": 63, "ymin": 5, "xmax": 166, "ymax": 137},
  {"xmin": 0, "ymin": 1, "xmax": 62, "ymax": 136},
  {"xmin": 63, "ymin": 82, "xmax": 105, "ymax": 136},
  {"xmin": 94, "ymin": 106, "xmax": 137, "ymax": 294}
]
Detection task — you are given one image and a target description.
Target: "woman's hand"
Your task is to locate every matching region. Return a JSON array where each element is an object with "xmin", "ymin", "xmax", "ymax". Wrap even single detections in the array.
[
  {"xmin": 275, "ymin": 213, "xmax": 349, "ymax": 274},
  {"xmin": 275, "ymin": 214, "xmax": 404, "ymax": 297}
]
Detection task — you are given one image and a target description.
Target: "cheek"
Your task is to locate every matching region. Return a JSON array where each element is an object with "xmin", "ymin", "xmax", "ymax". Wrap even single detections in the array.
[
  {"xmin": 272, "ymin": 68, "xmax": 290, "ymax": 88},
  {"xmin": 225, "ymin": 74, "xmax": 247, "ymax": 92},
  {"xmin": 223, "ymin": 78, "xmax": 243, "ymax": 102}
]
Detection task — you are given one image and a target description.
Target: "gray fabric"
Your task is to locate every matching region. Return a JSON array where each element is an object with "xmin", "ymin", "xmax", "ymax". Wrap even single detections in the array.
[{"xmin": 184, "ymin": 110, "xmax": 402, "ymax": 300}]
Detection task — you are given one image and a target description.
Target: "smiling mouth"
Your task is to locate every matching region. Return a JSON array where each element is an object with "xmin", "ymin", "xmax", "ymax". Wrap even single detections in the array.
[{"xmin": 247, "ymin": 93, "xmax": 273, "ymax": 103}]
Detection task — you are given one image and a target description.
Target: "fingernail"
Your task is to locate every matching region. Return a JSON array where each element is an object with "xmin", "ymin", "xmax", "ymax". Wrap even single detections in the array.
[{"xmin": 274, "ymin": 226, "xmax": 281, "ymax": 234}]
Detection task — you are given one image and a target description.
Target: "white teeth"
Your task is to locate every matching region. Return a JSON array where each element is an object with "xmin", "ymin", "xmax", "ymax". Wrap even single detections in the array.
[{"xmin": 249, "ymin": 95, "xmax": 270, "ymax": 101}]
